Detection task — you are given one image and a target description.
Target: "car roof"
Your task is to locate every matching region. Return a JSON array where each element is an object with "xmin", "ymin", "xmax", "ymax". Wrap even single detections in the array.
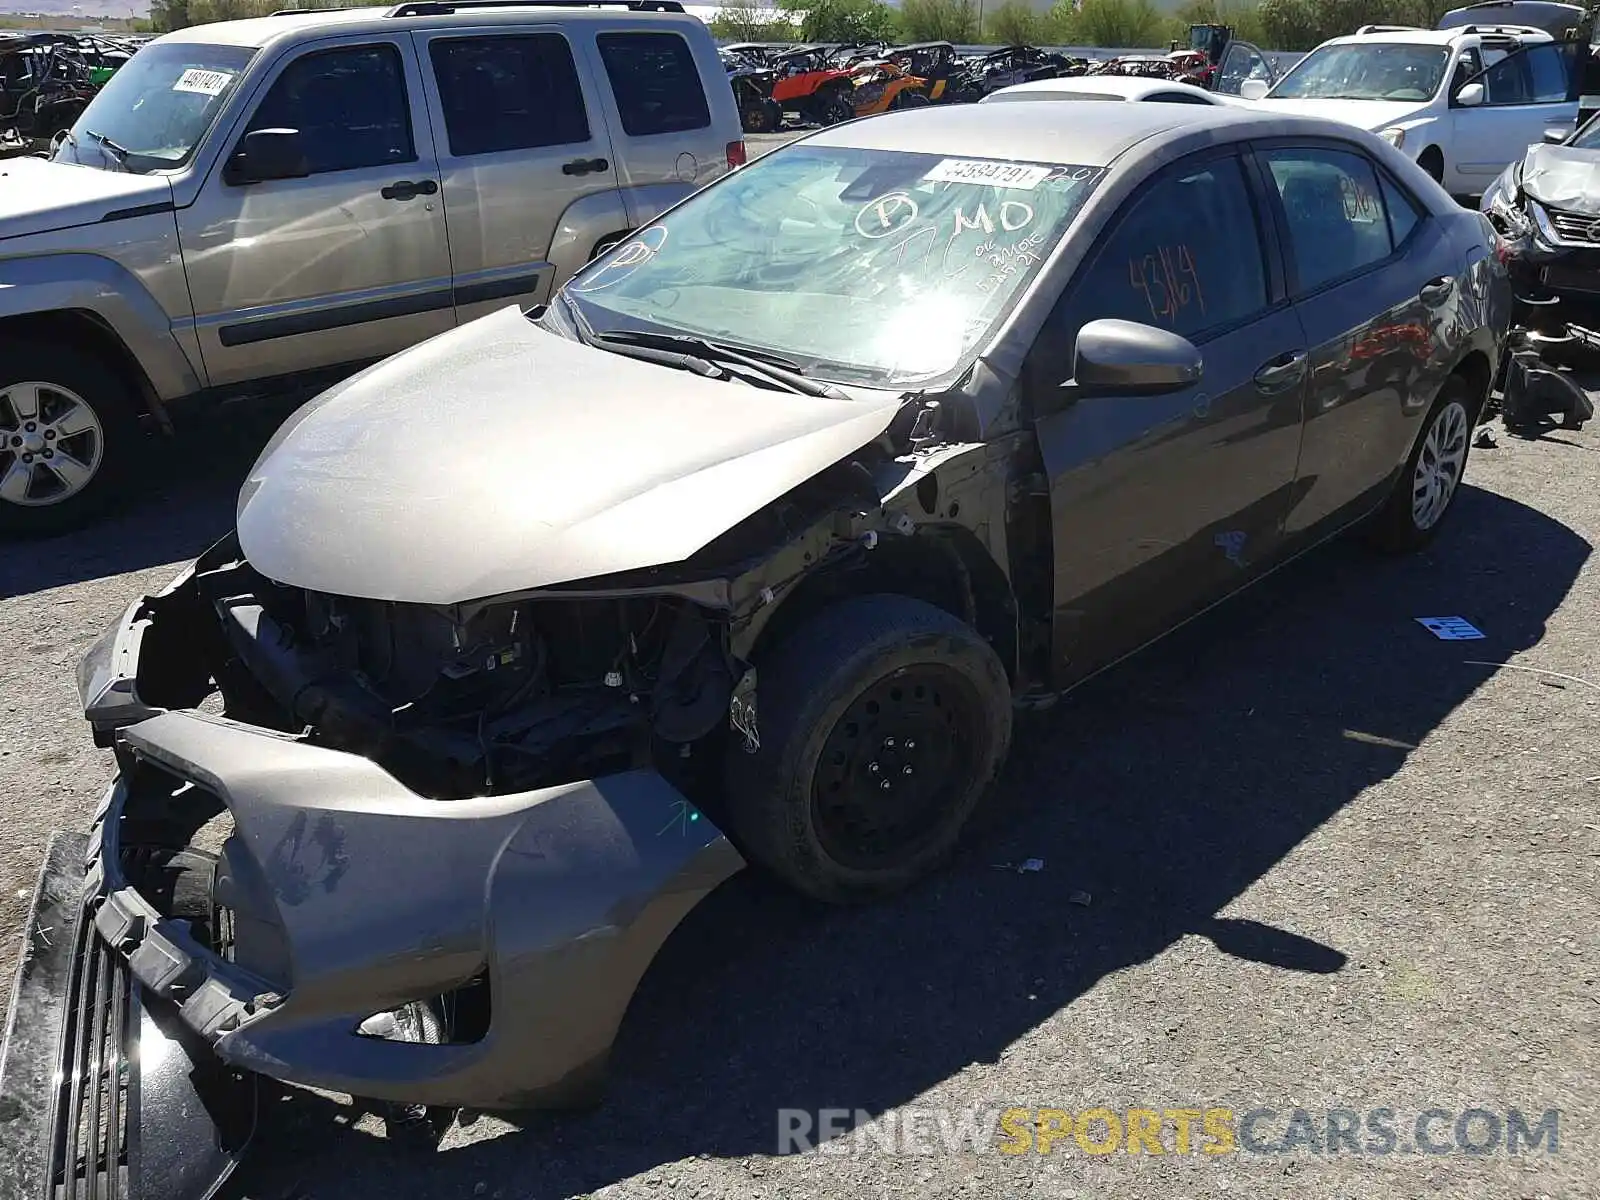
[
  {"xmin": 1316, "ymin": 23, "xmax": 1549, "ymax": 46},
  {"xmin": 156, "ymin": 2, "xmax": 702, "ymax": 49},
  {"xmin": 982, "ymin": 75, "xmax": 1219, "ymax": 102},
  {"xmin": 804, "ymin": 100, "xmax": 1314, "ymax": 167}
]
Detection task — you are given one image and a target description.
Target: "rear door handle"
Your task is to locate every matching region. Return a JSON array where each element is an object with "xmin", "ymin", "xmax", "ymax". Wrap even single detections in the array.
[
  {"xmin": 1253, "ymin": 349, "xmax": 1308, "ymax": 393},
  {"xmin": 562, "ymin": 157, "xmax": 610, "ymax": 176},
  {"xmin": 1419, "ymin": 275, "xmax": 1455, "ymax": 304},
  {"xmin": 380, "ymin": 178, "xmax": 438, "ymax": 201}
]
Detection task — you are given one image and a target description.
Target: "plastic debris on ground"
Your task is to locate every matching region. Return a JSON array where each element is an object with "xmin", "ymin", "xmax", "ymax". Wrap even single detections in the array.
[{"xmin": 1415, "ymin": 616, "xmax": 1486, "ymax": 641}]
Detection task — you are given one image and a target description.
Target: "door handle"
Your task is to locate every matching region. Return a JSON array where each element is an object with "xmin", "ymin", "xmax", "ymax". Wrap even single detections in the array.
[
  {"xmin": 380, "ymin": 178, "xmax": 438, "ymax": 201},
  {"xmin": 1253, "ymin": 349, "xmax": 1308, "ymax": 392},
  {"xmin": 561, "ymin": 157, "xmax": 610, "ymax": 176},
  {"xmin": 1419, "ymin": 275, "xmax": 1455, "ymax": 305}
]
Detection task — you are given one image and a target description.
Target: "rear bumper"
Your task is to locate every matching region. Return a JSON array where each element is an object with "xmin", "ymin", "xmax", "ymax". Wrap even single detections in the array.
[{"xmin": 0, "ymin": 832, "xmax": 254, "ymax": 1200}]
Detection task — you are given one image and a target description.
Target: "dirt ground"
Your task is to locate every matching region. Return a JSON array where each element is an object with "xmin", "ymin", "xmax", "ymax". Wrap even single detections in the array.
[{"xmin": 1, "ymin": 399, "xmax": 1597, "ymax": 1200}]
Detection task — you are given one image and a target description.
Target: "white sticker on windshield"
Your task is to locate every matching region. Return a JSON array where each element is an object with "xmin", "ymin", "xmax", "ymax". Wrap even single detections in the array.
[
  {"xmin": 173, "ymin": 68, "xmax": 234, "ymax": 97},
  {"xmin": 922, "ymin": 159, "xmax": 1052, "ymax": 190}
]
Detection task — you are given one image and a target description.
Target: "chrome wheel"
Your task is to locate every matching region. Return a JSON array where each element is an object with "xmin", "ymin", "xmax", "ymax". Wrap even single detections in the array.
[
  {"xmin": 0, "ymin": 380, "xmax": 103, "ymax": 508},
  {"xmin": 1411, "ymin": 399, "xmax": 1469, "ymax": 531}
]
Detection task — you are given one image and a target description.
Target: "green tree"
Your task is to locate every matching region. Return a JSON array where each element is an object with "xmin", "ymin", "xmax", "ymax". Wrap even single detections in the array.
[
  {"xmin": 1172, "ymin": 0, "xmax": 1267, "ymax": 46},
  {"xmin": 1067, "ymin": 0, "xmax": 1168, "ymax": 46},
  {"xmin": 801, "ymin": 0, "xmax": 898, "ymax": 41},
  {"xmin": 711, "ymin": 5, "xmax": 801, "ymax": 41},
  {"xmin": 899, "ymin": 0, "xmax": 977, "ymax": 42},
  {"xmin": 149, "ymin": 0, "xmax": 191, "ymax": 31},
  {"xmin": 985, "ymin": 0, "xmax": 1040, "ymax": 44}
]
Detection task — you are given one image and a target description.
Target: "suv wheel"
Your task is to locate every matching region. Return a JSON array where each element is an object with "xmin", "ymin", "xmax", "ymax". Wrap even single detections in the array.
[
  {"xmin": 1368, "ymin": 373, "xmax": 1476, "ymax": 552},
  {"xmin": 0, "ymin": 339, "xmax": 140, "ymax": 537},
  {"xmin": 725, "ymin": 593, "xmax": 1012, "ymax": 904}
]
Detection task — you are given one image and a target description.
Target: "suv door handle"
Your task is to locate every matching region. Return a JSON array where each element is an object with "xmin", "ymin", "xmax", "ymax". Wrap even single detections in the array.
[
  {"xmin": 380, "ymin": 179, "xmax": 438, "ymax": 201},
  {"xmin": 1419, "ymin": 275, "xmax": 1455, "ymax": 305},
  {"xmin": 1253, "ymin": 349, "xmax": 1308, "ymax": 392},
  {"xmin": 562, "ymin": 157, "xmax": 610, "ymax": 176}
]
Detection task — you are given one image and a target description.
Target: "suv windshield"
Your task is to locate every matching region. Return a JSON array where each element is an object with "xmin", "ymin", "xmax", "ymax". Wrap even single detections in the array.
[
  {"xmin": 51, "ymin": 41, "xmax": 256, "ymax": 173},
  {"xmin": 1269, "ymin": 43, "xmax": 1451, "ymax": 101},
  {"xmin": 562, "ymin": 145, "xmax": 1103, "ymax": 386}
]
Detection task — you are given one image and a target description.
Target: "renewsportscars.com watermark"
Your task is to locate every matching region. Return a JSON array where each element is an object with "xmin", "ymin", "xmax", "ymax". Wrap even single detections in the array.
[{"xmin": 777, "ymin": 1106, "xmax": 1561, "ymax": 1158}]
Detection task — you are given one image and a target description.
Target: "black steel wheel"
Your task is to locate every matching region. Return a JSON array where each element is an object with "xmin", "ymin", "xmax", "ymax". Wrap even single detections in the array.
[{"xmin": 725, "ymin": 593, "xmax": 1011, "ymax": 904}]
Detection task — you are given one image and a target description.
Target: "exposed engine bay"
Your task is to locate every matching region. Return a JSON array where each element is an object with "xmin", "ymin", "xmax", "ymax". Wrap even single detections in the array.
[{"xmin": 171, "ymin": 548, "xmax": 740, "ymax": 801}]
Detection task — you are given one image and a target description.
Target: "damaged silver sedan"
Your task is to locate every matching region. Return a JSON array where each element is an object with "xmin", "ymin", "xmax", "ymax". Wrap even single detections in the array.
[{"xmin": 1, "ymin": 101, "xmax": 1510, "ymax": 1199}]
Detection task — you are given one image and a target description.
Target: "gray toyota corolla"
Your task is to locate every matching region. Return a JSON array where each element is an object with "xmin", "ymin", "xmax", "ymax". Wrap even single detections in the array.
[{"xmin": 1, "ymin": 102, "xmax": 1508, "ymax": 1198}]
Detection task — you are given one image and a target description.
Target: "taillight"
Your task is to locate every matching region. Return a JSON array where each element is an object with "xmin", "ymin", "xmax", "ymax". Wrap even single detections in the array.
[{"xmin": 726, "ymin": 139, "xmax": 747, "ymax": 169}]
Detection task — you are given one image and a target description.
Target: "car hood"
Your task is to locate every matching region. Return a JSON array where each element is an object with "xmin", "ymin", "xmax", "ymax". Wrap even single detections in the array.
[
  {"xmin": 1248, "ymin": 96, "xmax": 1429, "ymax": 132},
  {"xmin": 236, "ymin": 305, "xmax": 906, "ymax": 605},
  {"xmin": 1517, "ymin": 142, "xmax": 1600, "ymax": 213},
  {"xmin": 0, "ymin": 155, "xmax": 173, "ymax": 241}
]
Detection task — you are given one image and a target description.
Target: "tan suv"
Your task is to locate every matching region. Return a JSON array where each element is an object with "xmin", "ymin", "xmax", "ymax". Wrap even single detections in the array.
[{"xmin": 0, "ymin": 0, "xmax": 743, "ymax": 535}]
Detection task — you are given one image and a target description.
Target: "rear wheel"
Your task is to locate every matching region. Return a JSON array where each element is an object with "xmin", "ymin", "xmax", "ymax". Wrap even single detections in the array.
[
  {"xmin": 0, "ymin": 338, "xmax": 141, "ymax": 537},
  {"xmin": 817, "ymin": 91, "xmax": 856, "ymax": 125},
  {"xmin": 725, "ymin": 594, "xmax": 1012, "ymax": 904},
  {"xmin": 1368, "ymin": 373, "xmax": 1476, "ymax": 552},
  {"xmin": 892, "ymin": 89, "xmax": 932, "ymax": 108}
]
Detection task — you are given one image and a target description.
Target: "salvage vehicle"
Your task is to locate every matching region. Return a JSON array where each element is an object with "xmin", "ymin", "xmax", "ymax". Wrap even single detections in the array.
[
  {"xmin": 1239, "ymin": 23, "xmax": 1582, "ymax": 197},
  {"xmin": 969, "ymin": 43, "xmax": 1081, "ymax": 92},
  {"xmin": 845, "ymin": 56, "xmax": 931, "ymax": 115},
  {"xmin": 0, "ymin": 100, "xmax": 1509, "ymax": 1200},
  {"xmin": 1481, "ymin": 105, "xmax": 1600, "ymax": 426},
  {"xmin": 0, "ymin": 32, "xmax": 103, "ymax": 151},
  {"xmin": 768, "ymin": 44, "xmax": 857, "ymax": 124},
  {"xmin": 0, "ymin": 0, "xmax": 742, "ymax": 537},
  {"xmin": 723, "ymin": 48, "xmax": 782, "ymax": 132},
  {"xmin": 885, "ymin": 41, "xmax": 984, "ymax": 103}
]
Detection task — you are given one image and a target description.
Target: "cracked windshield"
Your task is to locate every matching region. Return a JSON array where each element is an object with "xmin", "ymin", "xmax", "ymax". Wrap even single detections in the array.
[
  {"xmin": 1269, "ymin": 43, "xmax": 1451, "ymax": 100},
  {"xmin": 51, "ymin": 41, "xmax": 255, "ymax": 172},
  {"xmin": 564, "ymin": 145, "xmax": 1104, "ymax": 385}
]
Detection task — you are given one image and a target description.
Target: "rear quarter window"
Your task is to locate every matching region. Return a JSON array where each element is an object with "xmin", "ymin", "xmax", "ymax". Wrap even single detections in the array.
[{"xmin": 597, "ymin": 31, "xmax": 711, "ymax": 136}]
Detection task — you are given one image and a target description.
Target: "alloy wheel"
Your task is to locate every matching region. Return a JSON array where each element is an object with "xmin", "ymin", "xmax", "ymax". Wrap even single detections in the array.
[
  {"xmin": 0, "ymin": 380, "xmax": 104, "ymax": 508},
  {"xmin": 1411, "ymin": 399, "xmax": 1469, "ymax": 531}
]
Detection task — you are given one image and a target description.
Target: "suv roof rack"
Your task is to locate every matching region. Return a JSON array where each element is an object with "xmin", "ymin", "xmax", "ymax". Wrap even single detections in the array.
[
  {"xmin": 268, "ymin": 5, "xmax": 366, "ymax": 12},
  {"xmin": 386, "ymin": 0, "xmax": 683, "ymax": 14},
  {"xmin": 1461, "ymin": 21, "xmax": 1549, "ymax": 33},
  {"xmin": 1354, "ymin": 23, "xmax": 1425, "ymax": 33}
]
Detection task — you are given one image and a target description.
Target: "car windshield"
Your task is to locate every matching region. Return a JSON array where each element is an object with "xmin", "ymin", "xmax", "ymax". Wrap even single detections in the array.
[
  {"xmin": 562, "ymin": 145, "xmax": 1103, "ymax": 387},
  {"xmin": 1269, "ymin": 43, "xmax": 1451, "ymax": 101},
  {"xmin": 50, "ymin": 41, "xmax": 256, "ymax": 173}
]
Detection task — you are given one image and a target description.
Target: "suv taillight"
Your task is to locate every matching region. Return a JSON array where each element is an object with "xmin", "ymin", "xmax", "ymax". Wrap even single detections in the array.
[{"xmin": 727, "ymin": 140, "xmax": 747, "ymax": 168}]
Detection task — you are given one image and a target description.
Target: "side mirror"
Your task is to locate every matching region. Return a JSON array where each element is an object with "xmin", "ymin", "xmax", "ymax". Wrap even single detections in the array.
[
  {"xmin": 225, "ymin": 127, "xmax": 309, "ymax": 185},
  {"xmin": 1543, "ymin": 126, "xmax": 1569, "ymax": 143},
  {"xmin": 1066, "ymin": 318, "xmax": 1203, "ymax": 395},
  {"xmin": 1239, "ymin": 78, "xmax": 1269, "ymax": 101},
  {"xmin": 1455, "ymin": 81, "xmax": 1486, "ymax": 107}
]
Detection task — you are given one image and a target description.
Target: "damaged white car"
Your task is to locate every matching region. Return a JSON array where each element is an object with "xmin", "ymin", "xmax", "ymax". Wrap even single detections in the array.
[{"xmin": 0, "ymin": 101, "xmax": 1510, "ymax": 1200}]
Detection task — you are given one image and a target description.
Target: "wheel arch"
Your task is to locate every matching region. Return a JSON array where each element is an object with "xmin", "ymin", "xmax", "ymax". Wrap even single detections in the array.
[
  {"xmin": 747, "ymin": 525, "xmax": 1020, "ymax": 685},
  {"xmin": 0, "ymin": 307, "xmax": 170, "ymax": 432}
]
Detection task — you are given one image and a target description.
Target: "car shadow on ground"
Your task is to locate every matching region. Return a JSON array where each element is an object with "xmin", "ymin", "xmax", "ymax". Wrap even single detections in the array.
[
  {"xmin": 236, "ymin": 481, "xmax": 1590, "ymax": 1199},
  {"xmin": 0, "ymin": 399, "xmax": 300, "ymax": 600}
]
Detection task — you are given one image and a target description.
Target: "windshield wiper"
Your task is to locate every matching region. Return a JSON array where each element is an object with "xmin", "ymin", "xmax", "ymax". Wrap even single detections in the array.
[
  {"xmin": 590, "ymin": 329, "xmax": 848, "ymax": 399},
  {"xmin": 83, "ymin": 129, "xmax": 129, "ymax": 164}
]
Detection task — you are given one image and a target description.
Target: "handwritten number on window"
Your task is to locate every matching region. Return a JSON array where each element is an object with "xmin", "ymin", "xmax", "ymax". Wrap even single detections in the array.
[{"xmin": 1129, "ymin": 244, "xmax": 1205, "ymax": 326}]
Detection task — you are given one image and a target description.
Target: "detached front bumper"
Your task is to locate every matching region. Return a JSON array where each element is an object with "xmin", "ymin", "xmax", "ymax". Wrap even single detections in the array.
[
  {"xmin": 3, "ymin": 566, "xmax": 748, "ymax": 1196},
  {"xmin": 0, "ymin": 833, "xmax": 255, "ymax": 1200}
]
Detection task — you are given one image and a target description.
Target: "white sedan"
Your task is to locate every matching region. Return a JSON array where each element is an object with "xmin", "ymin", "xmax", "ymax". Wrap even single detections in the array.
[{"xmin": 979, "ymin": 75, "xmax": 1231, "ymax": 106}]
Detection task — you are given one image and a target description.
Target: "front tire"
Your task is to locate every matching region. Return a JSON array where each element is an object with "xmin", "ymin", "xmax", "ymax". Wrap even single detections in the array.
[
  {"xmin": 0, "ymin": 338, "xmax": 140, "ymax": 537},
  {"xmin": 1368, "ymin": 373, "xmax": 1476, "ymax": 553},
  {"xmin": 725, "ymin": 594, "xmax": 1012, "ymax": 905}
]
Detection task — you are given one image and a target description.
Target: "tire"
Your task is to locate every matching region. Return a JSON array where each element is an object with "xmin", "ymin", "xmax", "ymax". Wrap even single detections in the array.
[
  {"xmin": 893, "ymin": 89, "xmax": 932, "ymax": 109},
  {"xmin": 819, "ymin": 92, "xmax": 856, "ymax": 125},
  {"xmin": 1418, "ymin": 146, "xmax": 1444, "ymax": 184},
  {"xmin": 1368, "ymin": 373, "xmax": 1477, "ymax": 553},
  {"xmin": 725, "ymin": 593, "xmax": 1012, "ymax": 905},
  {"xmin": 588, "ymin": 232, "xmax": 629, "ymax": 262},
  {"xmin": 0, "ymin": 337, "xmax": 141, "ymax": 537}
]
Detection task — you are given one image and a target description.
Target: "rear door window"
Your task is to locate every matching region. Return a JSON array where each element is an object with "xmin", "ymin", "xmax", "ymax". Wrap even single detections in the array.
[
  {"xmin": 1260, "ymin": 148, "xmax": 1398, "ymax": 293},
  {"xmin": 246, "ymin": 43, "xmax": 413, "ymax": 174},
  {"xmin": 429, "ymin": 34, "xmax": 590, "ymax": 155},
  {"xmin": 596, "ymin": 31, "xmax": 710, "ymax": 136}
]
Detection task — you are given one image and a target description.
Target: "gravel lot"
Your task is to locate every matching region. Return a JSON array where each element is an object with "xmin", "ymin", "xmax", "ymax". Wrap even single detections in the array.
[{"xmin": 3, "ymin": 385, "xmax": 1598, "ymax": 1200}]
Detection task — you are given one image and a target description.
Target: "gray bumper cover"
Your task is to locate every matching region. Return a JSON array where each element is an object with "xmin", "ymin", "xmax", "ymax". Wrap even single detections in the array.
[{"xmin": 86, "ymin": 709, "xmax": 743, "ymax": 1110}]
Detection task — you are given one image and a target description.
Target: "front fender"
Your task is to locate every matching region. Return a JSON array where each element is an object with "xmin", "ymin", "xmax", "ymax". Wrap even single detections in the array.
[{"xmin": 0, "ymin": 251, "xmax": 205, "ymax": 401}]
